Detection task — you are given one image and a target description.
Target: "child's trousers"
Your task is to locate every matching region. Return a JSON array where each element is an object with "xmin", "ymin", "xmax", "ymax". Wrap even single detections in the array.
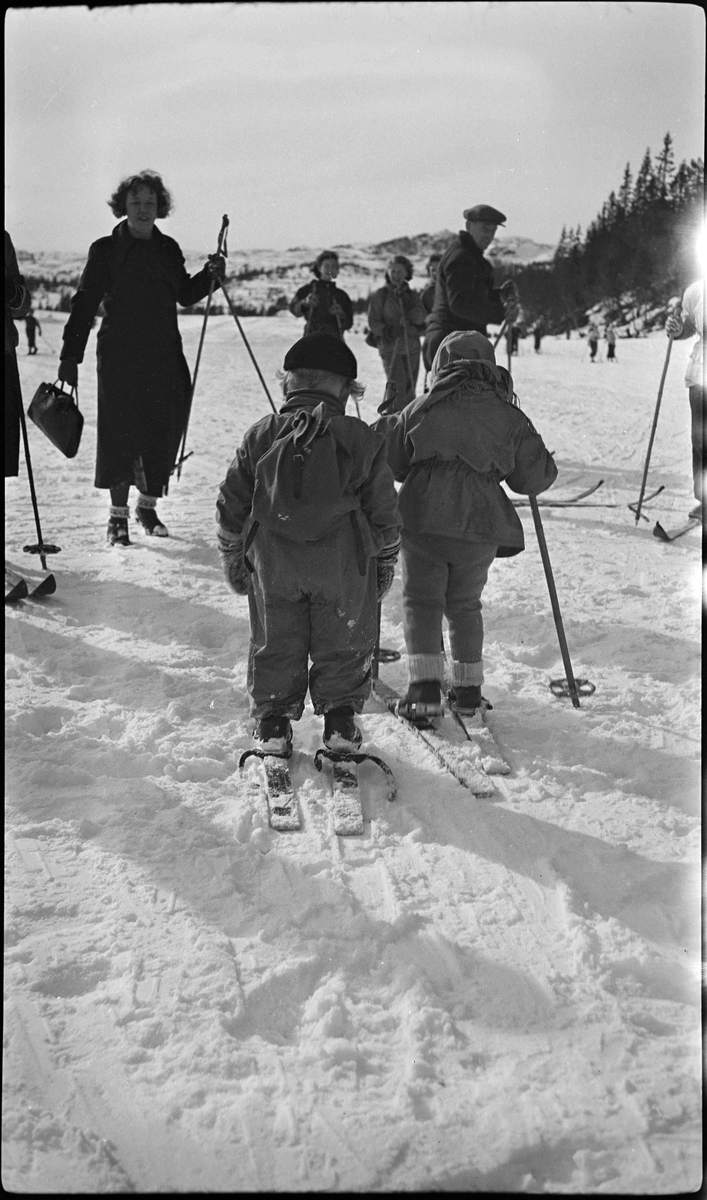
[
  {"xmin": 246, "ymin": 525, "xmax": 377, "ymax": 720},
  {"xmin": 401, "ymin": 530, "xmax": 497, "ymax": 680}
]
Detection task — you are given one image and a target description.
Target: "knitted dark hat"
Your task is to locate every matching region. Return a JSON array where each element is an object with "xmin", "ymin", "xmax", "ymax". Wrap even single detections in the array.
[{"xmin": 283, "ymin": 332, "xmax": 358, "ymax": 379}]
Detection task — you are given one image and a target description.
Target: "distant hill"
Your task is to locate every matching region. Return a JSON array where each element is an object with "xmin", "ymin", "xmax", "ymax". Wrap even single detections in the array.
[{"xmin": 16, "ymin": 229, "xmax": 555, "ymax": 316}]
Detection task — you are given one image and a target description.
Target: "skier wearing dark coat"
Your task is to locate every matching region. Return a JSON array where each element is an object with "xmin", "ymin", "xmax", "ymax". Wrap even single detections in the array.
[
  {"xmin": 375, "ymin": 330, "xmax": 557, "ymax": 719},
  {"xmin": 25, "ymin": 311, "xmax": 41, "ymax": 354},
  {"xmin": 216, "ymin": 333, "xmax": 401, "ymax": 756},
  {"xmin": 5, "ymin": 231, "xmax": 31, "ymax": 478},
  {"xmin": 367, "ymin": 256, "xmax": 427, "ymax": 412},
  {"xmin": 289, "ymin": 251, "xmax": 353, "ymax": 340},
  {"xmin": 423, "ymin": 204, "xmax": 519, "ymax": 370},
  {"xmin": 58, "ymin": 171, "xmax": 224, "ymax": 545}
]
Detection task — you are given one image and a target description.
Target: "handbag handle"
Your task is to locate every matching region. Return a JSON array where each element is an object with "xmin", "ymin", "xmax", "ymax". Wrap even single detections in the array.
[{"xmin": 52, "ymin": 378, "xmax": 80, "ymax": 409}]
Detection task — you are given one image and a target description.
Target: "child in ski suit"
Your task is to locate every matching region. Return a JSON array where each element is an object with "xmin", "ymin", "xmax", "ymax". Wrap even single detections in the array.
[
  {"xmin": 374, "ymin": 330, "xmax": 557, "ymax": 719},
  {"xmin": 216, "ymin": 332, "xmax": 401, "ymax": 754}
]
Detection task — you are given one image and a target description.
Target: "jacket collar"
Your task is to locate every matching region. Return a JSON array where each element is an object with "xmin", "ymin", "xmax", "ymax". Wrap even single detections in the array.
[
  {"xmin": 458, "ymin": 230, "xmax": 486, "ymax": 258},
  {"xmin": 280, "ymin": 389, "xmax": 346, "ymax": 417},
  {"xmin": 111, "ymin": 220, "xmax": 166, "ymax": 268}
]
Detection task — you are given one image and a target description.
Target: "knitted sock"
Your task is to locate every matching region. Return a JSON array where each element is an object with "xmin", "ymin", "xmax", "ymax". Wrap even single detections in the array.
[
  {"xmin": 136, "ymin": 494, "xmax": 158, "ymax": 510},
  {"xmin": 108, "ymin": 505, "xmax": 130, "ymax": 520},
  {"xmin": 451, "ymin": 660, "xmax": 484, "ymax": 686},
  {"xmin": 407, "ymin": 653, "xmax": 445, "ymax": 683}
]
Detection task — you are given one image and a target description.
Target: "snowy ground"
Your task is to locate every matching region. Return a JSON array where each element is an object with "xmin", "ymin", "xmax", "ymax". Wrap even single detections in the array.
[{"xmin": 4, "ymin": 311, "xmax": 702, "ymax": 1194}]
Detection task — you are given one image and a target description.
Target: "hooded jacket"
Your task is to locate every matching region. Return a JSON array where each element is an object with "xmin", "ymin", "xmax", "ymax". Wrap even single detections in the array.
[{"xmin": 375, "ymin": 332, "xmax": 557, "ymax": 556}]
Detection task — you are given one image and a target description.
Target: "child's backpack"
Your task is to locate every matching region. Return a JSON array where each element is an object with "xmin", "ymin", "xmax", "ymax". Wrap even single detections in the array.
[{"xmin": 249, "ymin": 403, "xmax": 359, "ymax": 543}]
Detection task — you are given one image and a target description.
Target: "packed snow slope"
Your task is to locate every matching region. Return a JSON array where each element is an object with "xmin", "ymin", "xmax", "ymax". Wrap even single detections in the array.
[{"xmin": 4, "ymin": 312, "xmax": 702, "ymax": 1194}]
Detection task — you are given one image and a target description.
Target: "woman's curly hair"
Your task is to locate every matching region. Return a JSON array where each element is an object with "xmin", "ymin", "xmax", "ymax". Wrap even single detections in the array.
[
  {"xmin": 107, "ymin": 171, "xmax": 173, "ymax": 219},
  {"xmin": 385, "ymin": 254, "xmax": 414, "ymax": 283}
]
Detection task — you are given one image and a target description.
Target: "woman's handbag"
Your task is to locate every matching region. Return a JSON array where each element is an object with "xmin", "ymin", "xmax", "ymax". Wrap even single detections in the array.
[{"xmin": 28, "ymin": 380, "xmax": 84, "ymax": 458}]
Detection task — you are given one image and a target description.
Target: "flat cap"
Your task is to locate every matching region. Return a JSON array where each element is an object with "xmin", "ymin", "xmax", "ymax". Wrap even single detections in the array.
[
  {"xmin": 463, "ymin": 204, "xmax": 507, "ymax": 226},
  {"xmin": 283, "ymin": 332, "xmax": 357, "ymax": 379}
]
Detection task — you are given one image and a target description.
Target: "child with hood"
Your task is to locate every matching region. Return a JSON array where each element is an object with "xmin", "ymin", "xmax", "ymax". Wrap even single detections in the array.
[
  {"xmin": 375, "ymin": 330, "xmax": 557, "ymax": 721},
  {"xmin": 216, "ymin": 333, "xmax": 401, "ymax": 755}
]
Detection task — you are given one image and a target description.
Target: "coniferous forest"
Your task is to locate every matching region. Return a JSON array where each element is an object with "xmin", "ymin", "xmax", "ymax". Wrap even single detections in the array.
[{"xmin": 513, "ymin": 134, "xmax": 704, "ymax": 333}]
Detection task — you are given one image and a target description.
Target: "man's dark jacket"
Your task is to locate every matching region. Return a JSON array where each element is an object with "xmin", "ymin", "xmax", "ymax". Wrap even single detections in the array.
[{"xmin": 423, "ymin": 231, "xmax": 505, "ymax": 367}]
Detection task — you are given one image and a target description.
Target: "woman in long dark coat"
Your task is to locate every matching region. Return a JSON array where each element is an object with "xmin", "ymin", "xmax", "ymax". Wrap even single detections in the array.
[{"xmin": 58, "ymin": 171, "xmax": 224, "ymax": 545}]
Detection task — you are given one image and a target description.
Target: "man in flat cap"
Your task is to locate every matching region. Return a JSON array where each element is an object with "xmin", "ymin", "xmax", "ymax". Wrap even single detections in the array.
[{"xmin": 423, "ymin": 205, "xmax": 519, "ymax": 371}]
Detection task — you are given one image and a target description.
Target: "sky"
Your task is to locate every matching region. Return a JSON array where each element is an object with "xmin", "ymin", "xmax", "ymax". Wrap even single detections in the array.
[{"xmin": 4, "ymin": 2, "xmax": 705, "ymax": 254}]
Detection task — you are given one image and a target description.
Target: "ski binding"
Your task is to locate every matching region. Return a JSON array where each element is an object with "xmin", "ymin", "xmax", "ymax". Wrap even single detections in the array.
[{"xmin": 314, "ymin": 748, "xmax": 396, "ymax": 837}]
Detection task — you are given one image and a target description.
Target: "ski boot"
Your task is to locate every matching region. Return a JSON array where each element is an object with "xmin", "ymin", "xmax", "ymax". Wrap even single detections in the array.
[
  {"xmin": 395, "ymin": 680, "xmax": 443, "ymax": 725},
  {"xmin": 136, "ymin": 506, "xmax": 169, "ymax": 537},
  {"xmin": 323, "ymin": 706, "xmax": 363, "ymax": 752},
  {"xmin": 447, "ymin": 685, "xmax": 493, "ymax": 718},
  {"xmin": 252, "ymin": 714, "xmax": 293, "ymax": 758}
]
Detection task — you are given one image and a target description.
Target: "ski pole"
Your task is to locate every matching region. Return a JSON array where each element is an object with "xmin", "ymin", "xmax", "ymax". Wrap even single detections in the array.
[
  {"xmin": 39, "ymin": 328, "xmax": 56, "ymax": 354},
  {"xmin": 16, "ymin": 385, "xmax": 60, "ymax": 572},
  {"xmin": 175, "ymin": 213, "xmax": 229, "ymax": 480},
  {"xmin": 217, "ymin": 240, "xmax": 277, "ymax": 414},
  {"xmin": 528, "ymin": 496, "xmax": 583, "ymax": 708},
  {"xmin": 373, "ymin": 599, "xmax": 401, "ymax": 681},
  {"xmin": 332, "ymin": 306, "xmax": 360, "ymax": 418},
  {"xmin": 493, "ymin": 317, "xmax": 509, "ymax": 350},
  {"xmin": 632, "ymin": 310, "xmax": 678, "ymax": 525}
]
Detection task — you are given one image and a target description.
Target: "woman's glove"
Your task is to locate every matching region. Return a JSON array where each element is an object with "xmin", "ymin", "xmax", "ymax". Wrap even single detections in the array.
[
  {"xmin": 665, "ymin": 312, "xmax": 684, "ymax": 339},
  {"xmin": 376, "ymin": 536, "xmax": 401, "ymax": 601},
  {"xmin": 58, "ymin": 357, "xmax": 78, "ymax": 387},
  {"xmin": 207, "ymin": 254, "xmax": 226, "ymax": 282},
  {"xmin": 217, "ymin": 529, "xmax": 249, "ymax": 594}
]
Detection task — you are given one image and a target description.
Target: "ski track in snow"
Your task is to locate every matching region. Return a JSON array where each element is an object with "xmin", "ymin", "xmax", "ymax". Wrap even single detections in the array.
[{"xmin": 4, "ymin": 314, "xmax": 702, "ymax": 1193}]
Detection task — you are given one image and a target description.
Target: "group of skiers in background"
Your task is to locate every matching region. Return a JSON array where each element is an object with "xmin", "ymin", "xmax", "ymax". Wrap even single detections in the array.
[
  {"xmin": 5, "ymin": 176, "xmax": 704, "ymax": 759},
  {"xmin": 586, "ymin": 320, "xmax": 618, "ymax": 362}
]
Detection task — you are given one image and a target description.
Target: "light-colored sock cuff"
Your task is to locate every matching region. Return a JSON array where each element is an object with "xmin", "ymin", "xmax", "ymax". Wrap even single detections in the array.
[
  {"xmin": 109, "ymin": 505, "xmax": 130, "ymax": 519},
  {"xmin": 136, "ymin": 494, "xmax": 158, "ymax": 509},
  {"xmin": 407, "ymin": 653, "xmax": 446, "ymax": 683},
  {"xmin": 451, "ymin": 660, "xmax": 484, "ymax": 686}
]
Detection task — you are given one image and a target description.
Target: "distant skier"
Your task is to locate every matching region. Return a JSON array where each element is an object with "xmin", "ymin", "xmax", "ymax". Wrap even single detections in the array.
[
  {"xmin": 533, "ymin": 321, "xmax": 544, "ymax": 353},
  {"xmin": 289, "ymin": 251, "xmax": 353, "ymax": 340},
  {"xmin": 374, "ymin": 330, "xmax": 557, "ymax": 722},
  {"xmin": 665, "ymin": 281, "xmax": 705, "ymax": 520},
  {"xmin": 367, "ymin": 255, "xmax": 427, "ymax": 411},
  {"xmin": 25, "ymin": 310, "xmax": 41, "ymax": 355},
  {"xmin": 605, "ymin": 324, "xmax": 617, "ymax": 362},
  {"xmin": 423, "ymin": 203, "xmax": 519, "ymax": 371},
  {"xmin": 216, "ymin": 332, "xmax": 401, "ymax": 756},
  {"xmin": 587, "ymin": 321, "xmax": 600, "ymax": 361}
]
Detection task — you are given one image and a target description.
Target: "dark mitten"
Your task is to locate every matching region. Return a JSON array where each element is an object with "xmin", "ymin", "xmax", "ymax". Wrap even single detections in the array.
[
  {"xmin": 376, "ymin": 536, "xmax": 401, "ymax": 601},
  {"xmin": 217, "ymin": 529, "xmax": 249, "ymax": 594}
]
